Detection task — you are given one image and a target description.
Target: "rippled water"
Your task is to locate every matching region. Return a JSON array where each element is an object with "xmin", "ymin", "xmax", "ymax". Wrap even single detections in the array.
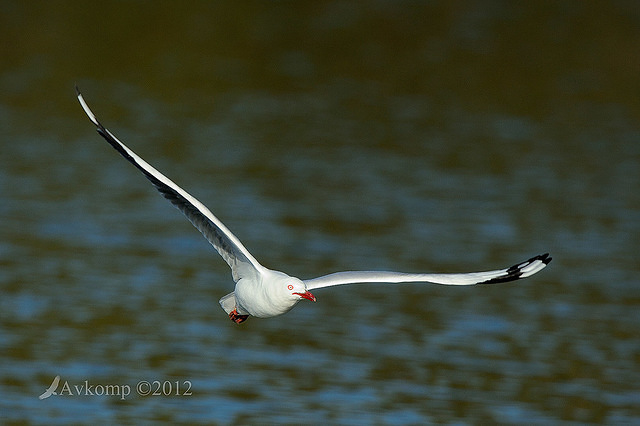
[{"xmin": 2, "ymin": 2, "xmax": 639, "ymax": 424}]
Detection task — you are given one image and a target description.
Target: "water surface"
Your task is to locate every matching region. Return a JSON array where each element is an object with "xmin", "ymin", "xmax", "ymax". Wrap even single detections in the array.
[{"xmin": 1, "ymin": 2, "xmax": 639, "ymax": 424}]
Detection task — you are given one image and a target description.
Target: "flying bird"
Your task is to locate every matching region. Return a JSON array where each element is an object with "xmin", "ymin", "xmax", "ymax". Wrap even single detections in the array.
[{"xmin": 77, "ymin": 88, "xmax": 551, "ymax": 324}]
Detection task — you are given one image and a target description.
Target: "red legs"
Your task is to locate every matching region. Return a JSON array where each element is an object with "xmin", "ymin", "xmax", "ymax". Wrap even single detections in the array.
[{"xmin": 229, "ymin": 308, "xmax": 249, "ymax": 324}]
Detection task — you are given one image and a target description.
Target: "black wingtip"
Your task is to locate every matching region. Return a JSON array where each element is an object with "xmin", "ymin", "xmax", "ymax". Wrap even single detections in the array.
[
  {"xmin": 522, "ymin": 253, "xmax": 552, "ymax": 267},
  {"xmin": 538, "ymin": 253, "xmax": 552, "ymax": 265},
  {"xmin": 480, "ymin": 252, "xmax": 552, "ymax": 285}
]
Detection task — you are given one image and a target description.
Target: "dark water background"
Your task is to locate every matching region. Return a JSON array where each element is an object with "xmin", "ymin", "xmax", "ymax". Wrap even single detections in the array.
[{"xmin": 1, "ymin": 2, "xmax": 639, "ymax": 424}]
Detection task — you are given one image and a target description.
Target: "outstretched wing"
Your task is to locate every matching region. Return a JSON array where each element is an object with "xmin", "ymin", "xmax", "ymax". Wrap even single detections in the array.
[
  {"xmin": 304, "ymin": 253, "xmax": 551, "ymax": 290},
  {"xmin": 77, "ymin": 88, "xmax": 265, "ymax": 283}
]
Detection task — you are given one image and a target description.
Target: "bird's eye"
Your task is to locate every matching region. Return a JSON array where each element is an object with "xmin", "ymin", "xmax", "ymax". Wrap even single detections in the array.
[{"xmin": 287, "ymin": 284, "xmax": 293, "ymax": 290}]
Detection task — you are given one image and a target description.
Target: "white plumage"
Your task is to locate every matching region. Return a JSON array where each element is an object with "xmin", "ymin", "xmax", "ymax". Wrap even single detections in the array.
[{"xmin": 77, "ymin": 88, "xmax": 551, "ymax": 324}]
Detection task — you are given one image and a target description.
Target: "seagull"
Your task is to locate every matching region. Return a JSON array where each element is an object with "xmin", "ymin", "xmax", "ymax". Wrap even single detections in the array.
[{"xmin": 76, "ymin": 88, "xmax": 552, "ymax": 324}]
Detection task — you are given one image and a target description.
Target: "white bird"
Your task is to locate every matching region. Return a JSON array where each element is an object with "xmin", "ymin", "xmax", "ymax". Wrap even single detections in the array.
[{"xmin": 77, "ymin": 88, "xmax": 552, "ymax": 324}]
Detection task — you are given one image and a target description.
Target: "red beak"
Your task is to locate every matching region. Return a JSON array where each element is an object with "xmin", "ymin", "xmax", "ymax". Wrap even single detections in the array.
[{"xmin": 294, "ymin": 291, "xmax": 316, "ymax": 302}]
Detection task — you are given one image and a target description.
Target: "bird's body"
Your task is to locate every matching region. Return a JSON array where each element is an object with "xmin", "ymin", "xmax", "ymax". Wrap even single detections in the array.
[
  {"xmin": 77, "ymin": 88, "xmax": 551, "ymax": 324},
  {"xmin": 229, "ymin": 271, "xmax": 311, "ymax": 319}
]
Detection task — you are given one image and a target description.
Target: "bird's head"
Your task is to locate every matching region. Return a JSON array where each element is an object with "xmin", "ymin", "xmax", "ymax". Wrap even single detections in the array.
[{"xmin": 285, "ymin": 278, "xmax": 316, "ymax": 303}]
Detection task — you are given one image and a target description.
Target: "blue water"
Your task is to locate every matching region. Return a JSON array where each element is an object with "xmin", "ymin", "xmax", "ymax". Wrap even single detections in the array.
[{"xmin": 2, "ymin": 2, "xmax": 640, "ymax": 424}]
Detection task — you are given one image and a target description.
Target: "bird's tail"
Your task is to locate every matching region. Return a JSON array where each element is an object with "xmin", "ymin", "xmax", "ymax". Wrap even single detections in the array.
[{"xmin": 219, "ymin": 292, "xmax": 236, "ymax": 315}]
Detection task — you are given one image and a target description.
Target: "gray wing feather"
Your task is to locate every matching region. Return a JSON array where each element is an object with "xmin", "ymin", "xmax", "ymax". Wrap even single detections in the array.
[
  {"xmin": 305, "ymin": 254, "xmax": 551, "ymax": 290},
  {"xmin": 77, "ymin": 89, "xmax": 264, "ymax": 283}
]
